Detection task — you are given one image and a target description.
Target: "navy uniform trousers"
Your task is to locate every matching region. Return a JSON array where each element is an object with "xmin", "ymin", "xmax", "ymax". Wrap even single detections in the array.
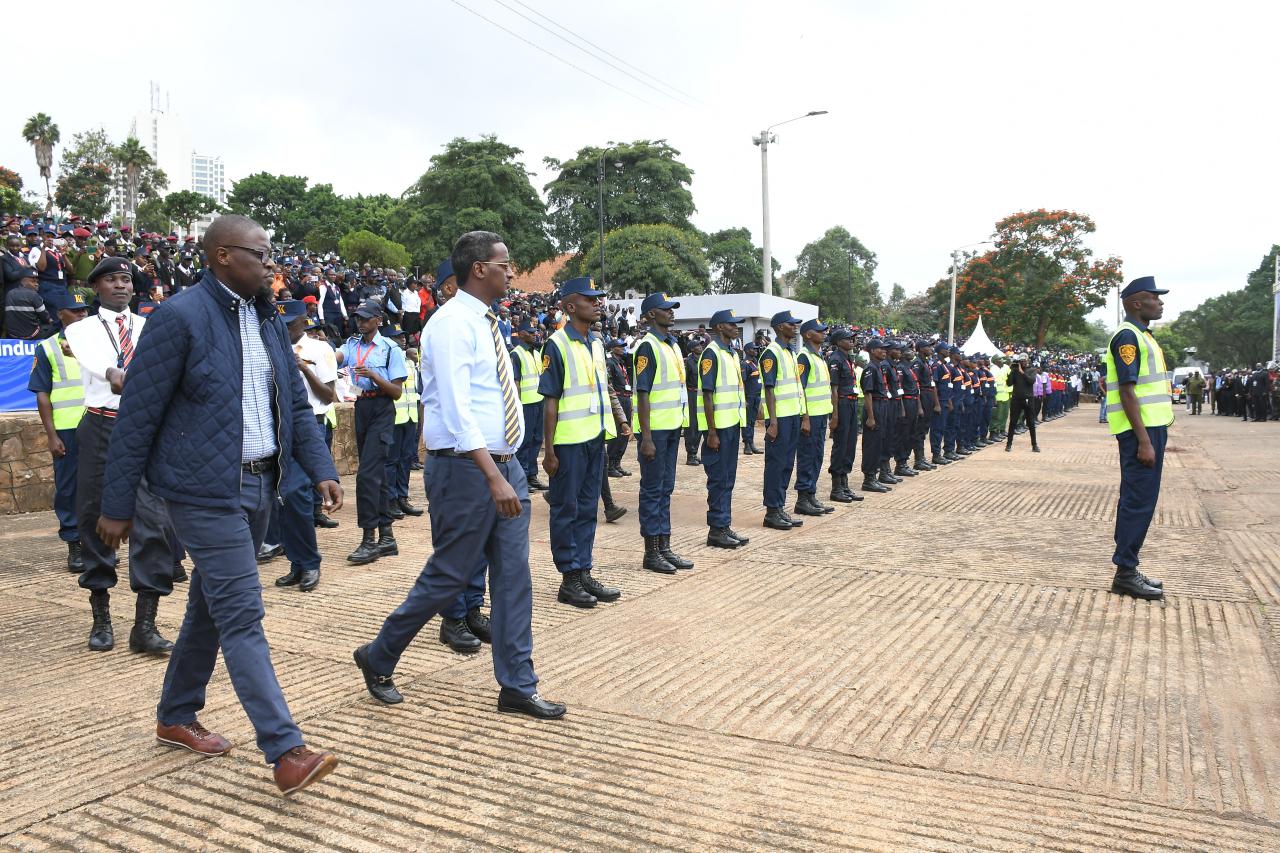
[
  {"xmin": 1112, "ymin": 425, "xmax": 1167, "ymax": 571},
  {"xmin": 861, "ymin": 400, "xmax": 892, "ymax": 477},
  {"xmin": 795, "ymin": 413, "xmax": 829, "ymax": 493},
  {"xmin": 944, "ymin": 399, "xmax": 962, "ymax": 453},
  {"xmin": 879, "ymin": 403, "xmax": 897, "ymax": 467},
  {"xmin": 384, "ymin": 420, "xmax": 416, "ymax": 503},
  {"xmin": 53, "ymin": 426, "xmax": 79, "ymax": 543},
  {"xmin": 763, "ymin": 414, "xmax": 801, "ymax": 508},
  {"xmin": 743, "ymin": 392, "xmax": 761, "ymax": 447},
  {"xmin": 367, "ymin": 456, "xmax": 537, "ymax": 695},
  {"xmin": 279, "ymin": 457, "xmax": 321, "ymax": 575},
  {"xmin": 701, "ymin": 425, "xmax": 740, "ymax": 528},
  {"xmin": 894, "ymin": 406, "xmax": 917, "ymax": 465},
  {"xmin": 158, "ymin": 469, "xmax": 302, "ymax": 764},
  {"xmin": 548, "ymin": 436, "xmax": 604, "ymax": 573},
  {"xmin": 353, "ymin": 396, "xmax": 395, "ymax": 530},
  {"xmin": 517, "ymin": 401, "xmax": 544, "ymax": 480},
  {"xmin": 828, "ymin": 397, "xmax": 858, "ymax": 476},
  {"xmin": 929, "ymin": 404, "xmax": 947, "ymax": 458},
  {"xmin": 638, "ymin": 428, "xmax": 680, "ymax": 536}
]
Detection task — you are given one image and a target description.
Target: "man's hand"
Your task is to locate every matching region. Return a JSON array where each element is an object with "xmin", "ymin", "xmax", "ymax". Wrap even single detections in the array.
[
  {"xmin": 487, "ymin": 472, "xmax": 522, "ymax": 518},
  {"xmin": 97, "ymin": 516, "xmax": 132, "ymax": 550},
  {"xmin": 865, "ymin": 417, "xmax": 877, "ymax": 431},
  {"xmin": 106, "ymin": 367, "xmax": 125, "ymax": 396},
  {"xmin": 766, "ymin": 422, "xmax": 779, "ymax": 442},
  {"xmin": 640, "ymin": 436, "xmax": 656, "ymax": 461},
  {"xmin": 706, "ymin": 430, "xmax": 720, "ymax": 452},
  {"xmin": 933, "ymin": 405, "xmax": 942, "ymax": 415},
  {"xmin": 618, "ymin": 421, "xmax": 633, "ymax": 438},
  {"xmin": 1137, "ymin": 441, "xmax": 1156, "ymax": 467},
  {"xmin": 354, "ymin": 365, "xmax": 376, "ymax": 380},
  {"xmin": 542, "ymin": 449, "xmax": 559, "ymax": 478},
  {"xmin": 316, "ymin": 480, "xmax": 343, "ymax": 513},
  {"xmin": 917, "ymin": 405, "xmax": 925, "ymax": 418},
  {"xmin": 800, "ymin": 415, "xmax": 811, "ymax": 437},
  {"xmin": 946, "ymin": 400, "xmax": 953, "ymax": 412},
  {"xmin": 47, "ymin": 433, "xmax": 66, "ymax": 459},
  {"xmin": 829, "ymin": 414, "xmax": 839, "ymax": 433}
]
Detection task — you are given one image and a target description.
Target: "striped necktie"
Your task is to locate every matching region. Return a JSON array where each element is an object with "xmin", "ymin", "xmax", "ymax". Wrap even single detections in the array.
[
  {"xmin": 487, "ymin": 312, "xmax": 522, "ymax": 447},
  {"xmin": 115, "ymin": 315, "xmax": 134, "ymax": 369}
]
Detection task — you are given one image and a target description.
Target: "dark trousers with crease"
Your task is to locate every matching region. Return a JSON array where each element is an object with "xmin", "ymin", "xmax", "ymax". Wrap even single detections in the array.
[
  {"xmin": 828, "ymin": 398, "xmax": 857, "ymax": 476},
  {"xmin": 354, "ymin": 396, "xmax": 395, "ymax": 530},
  {"xmin": 1112, "ymin": 425, "xmax": 1167, "ymax": 571},
  {"xmin": 53, "ymin": 426, "xmax": 79, "ymax": 543},
  {"xmin": 637, "ymin": 428, "xmax": 679, "ymax": 536},
  {"xmin": 763, "ymin": 414, "xmax": 800, "ymax": 508},
  {"xmin": 547, "ymin": 437, "xmax": 603, "ymax": 573},
  {"xmin": 702, "ymin": 424, "xmax": 740, "ymax": 528}
]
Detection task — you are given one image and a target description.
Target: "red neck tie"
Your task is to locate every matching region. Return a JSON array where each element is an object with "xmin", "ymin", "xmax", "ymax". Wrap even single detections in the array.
[{"xmin": 116, "ymin": 315, "xmax": 134, "ymax": 370}]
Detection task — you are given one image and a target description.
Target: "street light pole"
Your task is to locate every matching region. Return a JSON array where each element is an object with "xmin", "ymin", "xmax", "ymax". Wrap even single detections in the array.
[
  {"xmin": 947, "ymin": 240, "xmax": 993, "ymax": 343},
  {"xmin": 754, "ymin": 110, "xmax": 828, "ymax": 295},
  {"xmin": 597, "ymin": 154, "xmax": 607, "ymax": 290}
]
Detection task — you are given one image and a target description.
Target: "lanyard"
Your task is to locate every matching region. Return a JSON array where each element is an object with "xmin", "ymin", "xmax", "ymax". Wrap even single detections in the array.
[
  {"xmin": 354, "ymin": 341, "xmax": 376, "ymax": 368},
  {"xmin": 98, "ymin": 312, "xmax": 133, "ymax": 368}
]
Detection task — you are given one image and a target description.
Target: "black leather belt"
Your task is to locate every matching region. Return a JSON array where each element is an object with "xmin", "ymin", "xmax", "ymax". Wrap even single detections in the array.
[
  {"xmin": 428, "ymin": 448, "xmax": 514, "ymax": 463},
  {"xmin": 242, "ymin": 458, "xmax": 276, "ymax": 474}
]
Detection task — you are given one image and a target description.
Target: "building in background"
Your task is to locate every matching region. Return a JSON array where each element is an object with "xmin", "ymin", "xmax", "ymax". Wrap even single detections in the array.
[{"xmin": 189, "ymin": 153, "xmax": 227, "ymax": 238}]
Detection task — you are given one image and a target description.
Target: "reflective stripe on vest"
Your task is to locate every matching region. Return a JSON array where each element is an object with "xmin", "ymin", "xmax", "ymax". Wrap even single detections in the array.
[
  {"xmin": 631, "ymin": 331, "xmax": 688, "ymax": 431},
  {"xmin": 799, "ymin": 350, "xmax": 833, "ymax": 416},
  {"xmin": 549, "ymin": 329, "xmax": 615, "ymax": 444},
  {"xmin": 40, "ymin": 337, "xmax": 85, "ymax": 430},
  {"xmin": 992, "ymin": 364, "xmax": 1011, "ymax": 401},
  {"xmin": 513, "ymin": 345, "xmax": 543, "ymax": 404},
  {"xmin": 760, "ymin": 341, "xmax": 803, "ymax": 419},
  {"xmin": 695, "ymin": 343, "xmax": 746, "ymax": 430},
  {"xmin": 1104, "ymin": 321, "xmax": 1174, "ymax": 434},
  {"xmin": 324, "ymin": 404, "xmax": 337, "ymax": 429}
]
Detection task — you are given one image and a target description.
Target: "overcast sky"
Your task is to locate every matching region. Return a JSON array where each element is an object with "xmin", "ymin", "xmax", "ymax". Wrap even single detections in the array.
[{"xmin": 5, "ymin": 0, "xmax": 1277, "ymax": 321}]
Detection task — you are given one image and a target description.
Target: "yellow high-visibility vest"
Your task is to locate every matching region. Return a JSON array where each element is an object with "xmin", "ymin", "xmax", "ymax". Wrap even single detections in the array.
[
  {"xmin": 512, "ymin": 345, "xmax": 543, "ymax": 404},
  {"xmin": 548, "ymin": 328, "xmax": 616, "ymax": 445},
  {"xmin": 798, "ymin": 348, "xmax": 833, "ymax": 416},
  {"xmin": 631, "ymin": 331, "xmax": 688, "ymax": 431},
  {"xmin": 696, "ymin": 341, "xmax": 746, "ymax": 430},
  {"xmin": 760, "ymin": 340, "xmax": 804, "ymax": 419},
  {"xmin": 39, "ymin": 336, "xmax": 85, "ymax": 430},
  {"xmin": 395, "ymin": 362, "xmax": 419, "ymax": 424},
  {"xmin": 991, "ymin": 363, "xmax": 1011, "ymax": 402},
  {"xmin": 1105, "ymin": 321, "xmax": 1173, "ymax": 434}
]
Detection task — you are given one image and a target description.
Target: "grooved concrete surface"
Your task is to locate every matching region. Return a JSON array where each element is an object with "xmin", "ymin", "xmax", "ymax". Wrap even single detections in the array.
[{"xmin": 2, "ymin": 411, "xmax": 1279, "ymax": 851}]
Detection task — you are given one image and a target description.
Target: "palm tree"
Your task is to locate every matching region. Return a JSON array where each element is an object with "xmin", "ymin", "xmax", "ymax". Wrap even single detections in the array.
[
  {"xmin": 112, "ymin": 136, "xmax": 154, "ymax": 227},
  {"xmin": 21, "ymin": 113, "xmax": 60, "ymax": 212}
]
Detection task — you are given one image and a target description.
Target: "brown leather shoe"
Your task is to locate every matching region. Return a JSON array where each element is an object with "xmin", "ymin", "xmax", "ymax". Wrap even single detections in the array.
[
  {"xmin": 274, "ymin": 746, "xmax": 338, "ymax": 796},
  {"xmin": 156, "ymin": 720, "xmax": 233, "ymax": 756}
]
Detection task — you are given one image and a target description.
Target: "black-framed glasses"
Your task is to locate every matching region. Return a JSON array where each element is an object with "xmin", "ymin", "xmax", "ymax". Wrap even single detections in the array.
[{"xmin": 227, "ymin": 245, "xmax": 273, "ymax": 265}]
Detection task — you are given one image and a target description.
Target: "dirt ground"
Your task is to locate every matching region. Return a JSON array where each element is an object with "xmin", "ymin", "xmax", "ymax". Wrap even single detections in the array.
[{"xmin": 2, "ymin": 409, "xmax": 1278, "ymax": 851}]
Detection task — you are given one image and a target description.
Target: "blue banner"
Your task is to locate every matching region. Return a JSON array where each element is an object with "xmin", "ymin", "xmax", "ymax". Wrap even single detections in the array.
[{"xmin": 0, "ymin": 339, "xmax": 39, "ymax": 412}]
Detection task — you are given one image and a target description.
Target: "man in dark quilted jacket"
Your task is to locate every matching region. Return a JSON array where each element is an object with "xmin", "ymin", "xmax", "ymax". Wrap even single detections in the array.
[{"xmin": 96, "ymin": 215, "xmax": 345, "ymax": 797}]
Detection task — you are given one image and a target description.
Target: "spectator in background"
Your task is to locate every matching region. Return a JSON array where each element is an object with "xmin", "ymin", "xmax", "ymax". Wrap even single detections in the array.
[{"xmin": 5, "ymin": 267, "xmax": 51, "ymax": 338}]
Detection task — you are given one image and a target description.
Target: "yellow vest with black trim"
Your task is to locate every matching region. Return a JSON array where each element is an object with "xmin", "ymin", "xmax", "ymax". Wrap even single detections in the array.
[
  {"xmin": 798, "ymin": 348, "xmax": 833, "ymax": 416},
  {"xmin": 631, "ymin": 331, "xmax": 689, "ymax": 431},
  {"xmin": 1105, "ymin": 321, "xmax": 1174, "ymax": 435},
  {"xmin": 695, "ymin": 342, "xmax": 746, "ymax": 430},
  {"xmin": 512, "ymin": 344, "xmax": 543, "ymax": 404},
  {"xmin": 395, "ymin": 362, "xmax": 419, "ymax": 425},
  {"xmin": 760, "ymin": 340, "xmax": 804, "ymax": 419},
  {"xmin": 324, "ymin": 404, "xmax": 337, "ymax": 430},
  {"xmin": 548, "ymin": 328, "xmax": 616, "ymax": 444},
  {"xmin": 39, "ymin": 336, "xmax": 85, "ymax": 430}
]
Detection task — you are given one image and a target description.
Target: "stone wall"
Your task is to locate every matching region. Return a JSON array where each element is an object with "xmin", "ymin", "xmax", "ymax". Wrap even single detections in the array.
[{"xmin": 1, "ymin": 402, "xmax": 372, "ymax": 514}]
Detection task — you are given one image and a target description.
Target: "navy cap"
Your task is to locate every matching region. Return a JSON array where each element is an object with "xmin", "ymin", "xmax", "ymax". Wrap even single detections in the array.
[
  {"xmin": 87, "ymin": 256, "xmax": 132, "ymax": 283},
  {"xmin": 885, "ymin": 338, "xmax": 905, "ymax": 349},
  {"xmin": 866, "ymin": 336, "xmax": 887, "ymax": 349},
  {"xmin": 915, "ymin": 339, "xmax": 933, "ymax": 349},
  {"xmin": 709, "ymin": 308, "xmax": 744, "ymax": 326},
  {"xmin": 743, "ymin": 343, "xmax": 759, "ymax": 354},
  {"xmin": 608, "ymin": 338, "xmax": 626, "ymax": 349},
  {"xmin": 560, "ymin": 276, "xmax": 606, "ymax": 298},
  {"xmin": 59, "ymin": 292, "xmax": 89, "ymax": 312},
  {"xmin": 352, "ymin": 299, "xmax": 384, "ymax": 320},
  {"xmin": 18, "ymin": 265, "xmax": 38, "ymax": 280},
  {"xmin": 435, "ymin": 259, "xmax": 455, "ymax": 285},
  {"xmin": 831, "ymin": 328, "xmax": 854, "ymax": 343},
  {"xmin": 305, "ymin": 315, "xmax": 323, "ymax": 330},
  {"xmin": 515, "ymin": 320, "xmax": 538, "ymax": 334},
  {"xmin": 799, "ymin": 318, "xmax": 828, "ymax": 335},
  {"xmin": 640, "ymin": 292, "xmax": 680, "ymax": 313},
  {"xmin": 276, "ymin": 299, "xmax": 308, "ymax": 322},
  {"xmin": 382, "ymin": 322, "xmax": 405, "ymax": 338},
  {"xmin": 1120, "ymin": 276, "xmax": 1168, "ymax": 298},
  {"xmin": 770, "ymin": 310, "xmax": 802, "ymax": 327}
]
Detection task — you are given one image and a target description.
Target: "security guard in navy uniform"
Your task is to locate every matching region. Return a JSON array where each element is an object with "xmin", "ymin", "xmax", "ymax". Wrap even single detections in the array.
[
  {"xmin": 890, "ymin": 340, "xmax": 922, "ymax": 479},
  {"xmin": 682, "ymin": 338, "xmax": 704, "ymax": 465},
  {"xmin": 930, "ymin": 342, "xmax": 953, "ymax": 465},
  {"xmin": 859, "ymin": 338, "xmax": 893, "ymax": 493},
  {"xmin": 877, "ymin": 341, "xmax": 904, "ymax": 484},
  {"xmin": 605, "ymin": 338, "xmax": 632, "ymax": 478},
  {"xmin": 699, "ymin": 309, "xmax": 751, "ymax": 549},
  {"xmin": 912, "ymin": 340, "xmax": 939, "ymax": 471},
  {"xmin": 1104, "ymin": 276, "xmax": 1172, "ymax": 601},
  {"xmin": 944, "ymin": 346, "xmax": 967, "ymax": 459},
  {"xmin": 510, "ymin": 319, "xmax": 547, "ymax": 490},
  {"xmin": 825, "ymin": 327, "xmax": 862, "ymax": 503},
  {"xmin": 337, "ymin": 298, "xmax": 407, "ymax": 564},
  {"xmin": 793, "ymin": 318, "xmax": 836, "ymax": 516},
  {"xmin": 760, "ymin": 310, "xmax": 810, "ymax": 529},
  {"xmin": 381, "ymin": 322, "xmax": 424, "ymax": 521},
  {"xmin": 741, "ymin": 343, "xmax": 762, "ymax": 454}
]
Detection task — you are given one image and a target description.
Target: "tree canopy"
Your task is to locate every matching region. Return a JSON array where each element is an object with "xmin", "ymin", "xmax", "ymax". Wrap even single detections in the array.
[
  {"xmin": 577, "ymin": 223, "xmax": 709, "ymax": 297},
  {"xmin": 704, "ymin": 227, "xmax": 778, "ymax": 294},
  {"xmin": 338, "ymin": 230, "xmax": 412, "ymax": 269},
  {"xmin": 162, "ymin": 190, "xmax": 220, "ymax": 233},
  {"xmin": 227, "ymin": 173, "xmax": 310, "ymax": 239},
  {"xmin": 787, "ymin": 225, "xmax": 881, "ymax": 324}
]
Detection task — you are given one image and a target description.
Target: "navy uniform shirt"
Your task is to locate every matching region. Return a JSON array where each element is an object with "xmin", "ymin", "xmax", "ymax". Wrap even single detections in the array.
[
  {"xmin": 934, "ymin": 359, "xmax": 952, "ymax": 402},
  {"xmin": 914, "ymin": 356, "xmax": 935, "ymax": 391},
  {"xmin": 828, "ymin": 350, "xmax": 857, "ymax": 395},
  {"xmin": 861, "ymin": 357, "xmax": 887, "ymax": 399},
  {"xmin": 633, "ymin": 331, "xmax": 679, "ymax": 393},
  {"xmin": 879, "ymin": 358, "xmax": 900, "ymax": 398},
  {"xmin": 742, "ymin": 355, "xmax": 761, "ymax": 396},
  {"xmin": 897, "ymin": 359, "xmax": 920, "ymax": 395},
  {"xmin": 1109, "ymin": 316, "xmax": 1146, "ymax": 385},
  {"xmin": 538, "ymin": 324, "xmax": 609, "ymax": 439},
  {"xmin": 27, "ymin": 334, "xmax": 58, "ymax": 394}
]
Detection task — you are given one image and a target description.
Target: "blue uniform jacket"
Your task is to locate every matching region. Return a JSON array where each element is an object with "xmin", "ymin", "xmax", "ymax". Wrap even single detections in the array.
[{"xmin": 100, "ymin": 272, "xmax": 339, "ymax": 520}]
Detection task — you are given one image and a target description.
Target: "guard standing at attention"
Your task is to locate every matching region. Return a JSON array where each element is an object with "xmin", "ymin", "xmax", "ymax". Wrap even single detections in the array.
[
  {"xmin": 632, "ymin": 292, "xmax": 693, "ymax": 574},
  {"xmin": 510, "ymin": 319, "xmax": 547, "ymax": 489},
  {"xmin": 890, "ymin": 340, "xmax": 922, "ymax": 479},
  {"xmin": 877, "ymin": 341, "xmax": 904, "ymax": 484},
  {"xmin": 699, "ymin": 309, "xmax": 750, "ymax": 549},
  {"xmin": 930, "ymin": 341, "xmax": 953, "ymax": 466},
  {"xmin": 1104, "ymin": 276, "xmax": 1173, "ymax": 601},
  {"xmin": 741, "ymin": 343, "xmax": 762, "ymax": 454},
  {"xmin": 911, "ymin": 340, "xmax": 938, "ymax": 471},
  {"xmin": 29, "ymin": 292, "xmax": 89, "ymax": 572},
  {"xmin": 605, "ymin": 338, "xmax": 633, "ymax": 478},
  {"xmin": 860, "ymin": 337, "xmax": 893, "ymax": 493},
  {"xmin": 337, "ymin": 299, "xmax": 407, "ymax": 565},
  {"xmin": 382, "ymin": 323, "xmax": 424, "ymax": 521},
  {"xmin": 541, "ymin": 277, "xmax": 631, "ymax": 606},
  {"xmin": 760, "ymin": 310, "xmax": 810, "ymax": 529},
  {"xmin": 793, "ymin": 318, "xmax": 836, "ymax": 516},
  {"xmin": 825, "ymin": 327, "xmax": 862, "ymax": 503},
  {"xmin": 683, "ymin": 337, "xmax": 704, "ymax": 465}
]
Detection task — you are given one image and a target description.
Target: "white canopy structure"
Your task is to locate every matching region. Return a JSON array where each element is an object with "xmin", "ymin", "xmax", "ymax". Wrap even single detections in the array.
[{"xmin": 960, "ymin": 316, "xmax": 999, "ymax": 355}]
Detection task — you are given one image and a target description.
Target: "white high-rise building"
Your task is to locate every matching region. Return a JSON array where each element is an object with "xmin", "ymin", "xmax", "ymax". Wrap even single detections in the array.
[{"xmin": 191, "ymin": 154, "xmax": 226, "ymax": 205}]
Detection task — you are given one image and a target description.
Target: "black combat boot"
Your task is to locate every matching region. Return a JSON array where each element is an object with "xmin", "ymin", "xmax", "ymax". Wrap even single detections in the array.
[
  {"xmin": 862, "ymin": 475, "xmax": 891, "ymax": 493},
  {"xmin": 439, "ymin": 617, "xmax": 482, "ymax": 653},
  {"xmin": 894, "ymin": 462, "xmax": 918, "ymax": 477},
  {"xmin": 1111, "ymin": 567, "xmax": 1163, "ymax": 600},
  {"xmin": 397, "ymin": 496, "xmax": 424, "ymax": 517},
  {"xmin": 67, "ymin": 540, "xmax": 83, "ymax": 573},
  {"xmin": 830, "ymin": 474, "xmax": 854, "ymax": 503},
  {"xmin": 313, "ymin": 511, "xmax": 339, "ymax": 528},
  {"xmin": 88, "ymin": 590, "xmax": 113, "ymax": 651},
  {"xmin": 347, "ymin": 529, "xmax": 381, "ymax": 565},
  {"xmin": 580, "ymin": 570, "xmax": 622, "ymax": 602},
  {"xmin": 377, "ymin": 523, "xmax": 398, "ymax": 556},
  {"xmin": 725, "ymin": 527, "xmax": 751, "ymax": 544},
  {"xmin": 932, "ymin": 453, "xmax": 951, "ymax": 465},
  {"xmin": 466, "ymin": 607, "xmax": 492, "ymax": 642},
  {"xmin": 659, "ymin": 535, "xmax": 693, "ymax": 570},
  {"xmin": 763, "ymin": 507, "xmax": 793, "ymax": 529},
  {"xmin": 793, "ymin": 492, "xmax": 825, "ymax": 517},
  {"xmin": 129, "ymin": 593, "xmax": 174, "ymax": 655},
  {"xmin": 604, "ymin": 502, "xmax": 628, "ymax": 523},
  {"xmin": 707, "ymin": 527, "xmax": 741, "ymax": 548},
  {"xmin": 643, "ymin": 535, "xmax": 677, "ymax": 574},
  {"xmin": 557, "ymin": 570, "xmax": 598, "ymax": 607}
]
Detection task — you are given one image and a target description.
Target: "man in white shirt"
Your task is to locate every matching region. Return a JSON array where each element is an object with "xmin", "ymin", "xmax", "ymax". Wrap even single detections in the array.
[
  {"xmin": 354, "ymin": 230, "xmax": 565, "ymax": 720},
  {"xmin": 63, "ymin": 257, "xmax": 177, "ymax": 655}
]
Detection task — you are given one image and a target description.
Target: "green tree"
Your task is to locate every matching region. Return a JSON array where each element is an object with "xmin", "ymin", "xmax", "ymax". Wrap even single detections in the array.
[
  {"xmin": 577, "ymin": 223, "xmax": 709, "ymax": 297},
  {"xmin": 0, "ymin": 166, "xmax": 21, "ymax": 191},
  {"xmin": 111, "ymin": 136, "xmax": 155, "ymax": 226},
  {"xmin": 338, "ymin": 229, "xmax": 412, "ymax": 269},
  {"xmin": 162, "ymin": 190, "xmax": 219, "ymax": 234},
  {"xmin": 788, "ymin": 226, "xmax": 880, "ymax": 324},
  {"xmin": 347, "ymin": 193, "xmax": 398, "ymax": 237},
  {"xmin": 543, "ymin": 139, "xmax": 696, "ymax": 254},
  {"xmin": 54, "ymin": 163, "xmax": 113, "ymax": 221},
  {"xmin": 890, "ymin": 293, "xmax": 941, "ymax": 333},
  {"xmin": 134, "ymin": 197, "xmax": 170, "ymax": 234},
  {"xmin": 280, "ymin": 183, "xmax": 351, "ymax": 246},
  {"xmin": 0, "ymin": 185, "xmax": 21, "ymax": 216},
  {"xmin": 395, "ymin": 136, "xmax": 555, "ymax": 271},
  {"xmin": 227, "ymin": 173, "xmax": 310, "ymax": 239},
  {"xmin": 704, "ymin": 227, "xmax": 779, "ymax": 294},
  {"xmin": 58, "ymin": 129, "xmax": 113, "ymax": 176},
  {"xmin": 21, "ymin": 113, "xmax": 59, "ymax": 211}
]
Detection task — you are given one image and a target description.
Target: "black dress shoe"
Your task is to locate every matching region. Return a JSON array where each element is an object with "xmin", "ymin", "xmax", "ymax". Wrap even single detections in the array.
[
  {"xmin": 353, "ymin": 644, "xmax": 402, "ymax": 704},
  {"xmin": 466, "ymin": 607, "xmax": 492, "ymax": 643},
  {"xmin": 607, "ymin": 467, "xmax": 625, "ymax": 478},
  {"xmin": 299, "ymin": 569, "xmax": 320, "ymax": 592},
  {"xmin": 440, "ymin": 617, "xmax": 482, "ymax": 653},
  {"xmin": 397, "ymin": 497, "xmax": 424, "ymax": 517},
  {"xmin": 1111, "ymin": 569, "xmax": 1163, "ymax": 601},
  {"xmin": 527, "ymin": 475, "xmax": 549, "ymax": 491},
  {"xmin": 498, "ymin": 688, "xmax": 567, "ymax": 720},
  {"xmin": 313, "ymin": 513, "xmax": 339, "ymax": 529},
  {"xmin": 707, "ymin": 526, "xmax": 741, "ymax": 548},
  {"xmin": 256, "ymin": 543, "xmax": 283, "ymax": 563},
  {"xmin": 275, "ymin": 567, "xmax": 302, "ymax": 587}
]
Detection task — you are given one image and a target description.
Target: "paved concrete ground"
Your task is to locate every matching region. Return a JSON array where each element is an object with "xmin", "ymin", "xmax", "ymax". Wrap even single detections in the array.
[{"xmin": 2, "ymin": 409, "xmax": 1279, "ymax": 851}]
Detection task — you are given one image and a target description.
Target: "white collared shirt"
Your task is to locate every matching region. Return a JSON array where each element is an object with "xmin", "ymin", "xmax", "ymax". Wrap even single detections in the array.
[
  {"xmin": 63, "ymin": 305, "xmax": 146, "ymax": 409},
  {"xmin": 295, "ymin": 334, "xmax": 338, "ymax": 415},
  {"xmin": 420, "ymin": 288, "xmax": 522, "ymax": 454}
]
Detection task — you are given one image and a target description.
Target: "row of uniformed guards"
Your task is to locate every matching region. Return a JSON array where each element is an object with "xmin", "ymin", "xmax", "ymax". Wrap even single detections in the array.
[{"xmin": 698, "ymin": 309, "xmax": 751, "ymax": 549}]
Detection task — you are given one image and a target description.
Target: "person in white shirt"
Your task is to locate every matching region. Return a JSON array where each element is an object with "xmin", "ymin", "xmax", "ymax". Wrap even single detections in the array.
[
  {"xmin": 354, "ymin": 230, "xmax": 565, "ymax": 720},
  {"xmin": 63, "ymin": 257, "xmax": 177, "ymax": 655}
]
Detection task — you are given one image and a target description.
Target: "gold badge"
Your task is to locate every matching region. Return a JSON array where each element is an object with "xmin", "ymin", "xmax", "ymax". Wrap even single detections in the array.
[
  {"xmin": 701, "ymin": 357, "xmax": 713, "ymax": 375},
  {"xmin": 542, "ymin": 354, "xmax": 551, "ymax": 371},
  {"xmin": 762, "ymin": 357, "xmax": 774, "ymax": 373},
  {"xmin": 798, "ymin": 362, "xmax": 807, "ymax": 377},
  {"xmin": 636, "ymin": 355, "xmax": 649, "ymax": 374},
  {"xmin": 1118, "ymin": 344, "xmax": 1137, "ymax": 366}
]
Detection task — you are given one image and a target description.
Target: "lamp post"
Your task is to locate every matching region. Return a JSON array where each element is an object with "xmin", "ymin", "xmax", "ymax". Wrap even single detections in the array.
[
  {"xmin": 595, "ymin": 148, "xmax": 623, "ymax": 291},
  {"xmin": 753, "ymin": 110, "xmax": 828, "ymax": 295},
  {"xmin": 948, "ymin": 241, "xmax": 993, "ymax": 343}
]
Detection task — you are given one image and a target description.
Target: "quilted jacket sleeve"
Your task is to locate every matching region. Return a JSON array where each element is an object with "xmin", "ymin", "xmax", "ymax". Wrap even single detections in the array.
[{"xmin": 100, "ymin": 305, "xmax": 190, "ymax": 520}]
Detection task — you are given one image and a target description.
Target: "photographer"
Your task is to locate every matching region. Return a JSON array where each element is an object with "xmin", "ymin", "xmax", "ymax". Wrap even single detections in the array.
[{"xmin": 1004, "ymin": 354, "xmax": 1039, "ymax": 453}]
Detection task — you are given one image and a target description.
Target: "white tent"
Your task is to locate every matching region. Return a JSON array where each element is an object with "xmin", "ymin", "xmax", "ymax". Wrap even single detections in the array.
[{"xmin": 960, "ymin": 316, "xmax": 999, "ymax": 355}]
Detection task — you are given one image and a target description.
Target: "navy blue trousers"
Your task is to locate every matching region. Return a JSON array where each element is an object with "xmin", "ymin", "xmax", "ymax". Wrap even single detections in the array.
[
  {"xmin": 312, "ymin": 419, "xmax": 333, "ymax": 518},
  {"xmin": 702, "ymin": 424, "xmax": 740, "ymax": 528},
  {"xmin": 279, "ymin": 458, "xmax": 320, "ymax": 573},
  {"xmin": 384, "ymin": 420, "xmax": 415, "ymax": 503},
  {"xmin": 828, "ymin": 398, "xmax": 857, "ymax": 475},
  {"xmin": 517, "ymin": 401, "xmax": 544, "ymax": 480},
  {"xmin": 763, "ymin": 414, "xmax": 800, "ymax": 508},
  {"xmin": 1113, "ymin": 425, "xmax": 1167, "ymax": 571},
  {"xmin": 743, "ymin": 393, "xmax": 761, "ymax": 448},
  {"xmin": 547, "ymin": 437, "xmax": 604, "ymax": 573},
  {"xmin": 861, "ymin": 400, "xmax": 892, "ymax": 476},
  {"xmin": 53, "ymin": 426, "xmax": 79, "ymax": 542},
  {"xmin": 159, "ymin": 470, "xmax": 301, "ymax": 764},
  {"xmin": 930, "ymin": 404, "xmax": 947, "ymax": 456},
  {"xmin": 354, "ymin": 396, "xmax": 395, "ymax": 530},
  {"xmin": 795, "ymin": 413, "xmax": 829, "ymax": 493},
  {"xmin": 637, "ymin": 428, "xmax": 680, "ymax": 536},
  {"xmin": 367, "ymin": 456, "xmax": 537, "ymax": 695}
]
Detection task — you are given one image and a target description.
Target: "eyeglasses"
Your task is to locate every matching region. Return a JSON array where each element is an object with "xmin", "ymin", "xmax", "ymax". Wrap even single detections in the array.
[
  {"xmin": 227, "ymin": 245, "xmax": 273, "ymax": 265},
  {"xmin": 480, "ymin": 260, "xmax": 514, "ymax": 271}
]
